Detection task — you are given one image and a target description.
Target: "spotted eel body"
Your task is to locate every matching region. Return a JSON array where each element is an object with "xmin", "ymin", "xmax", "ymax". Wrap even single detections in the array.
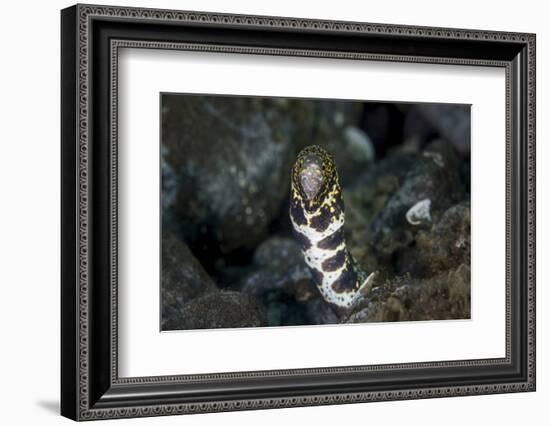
[{"xmin": 289, "ymin": 145, "xmax": 375, "ymax": 309}]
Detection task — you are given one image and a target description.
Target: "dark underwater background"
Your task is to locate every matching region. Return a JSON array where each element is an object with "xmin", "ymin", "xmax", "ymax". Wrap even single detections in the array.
[{"xmin": 160, "ymin": 94, "xmax": 471, "ymax": 330}]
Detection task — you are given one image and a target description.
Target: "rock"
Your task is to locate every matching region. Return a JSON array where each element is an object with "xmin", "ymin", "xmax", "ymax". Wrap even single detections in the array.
[
  {"xmin": 240, "ymin": 265, "xmax": 316, "ymax": 301},
  {"xmin": 240, "ymin": 269, "xmax": 286, "ymax": 297},
  {"xmin": 401, "ymin": 103, "xmax": 471, "ymax": 155},
  {"xmin": 263, "ymin": 291, "xmax": 310, "ymax": 327},
  {"xmin": 344, "ymin": 126, "xmax": 376, "ymax": 163},
  {"xmin": 309, "ymin": 102, "xmax": 375, "ymax": 185},
  {"xmin": 289, "ymin": 100, "xmax": 374, "ymax": 185},
  {"xmin": 161, "ymin": 233, "xmax": 217, "ymax": 329},
  {"xmin": 253, "ymin": 236, "xmax": 303, "ymax": 270},
  {"xmin": 305, "ymin": 298, "xmax": 340, "ymax": 325},
  {"xmin": 163, "ymin": 291, "xmax": 267, "ymax": 330},
  {"xmin": 238, "ymin": 236, "xmax": 330, "ymax": 326},
  {"xmin": 240, "ymin": 237, "xmax": 318, "ymax": 303},
  {"xmin": 162, "ymin": 95, "xmax": 294, "ymax": 254},
  {"xmin": 360, "ymin": 103, "xmax": 407, "ymax": 158},
  {"xmin": 397, "ymin": 202, "xmax": 470, "ymax": 277},
  {"xmin": 414, "ymin": 104, "xmax": 471, "ymax": 155},
  {"xmin": 370, "ymin": 140, "xmax": 464, "ymax": 257},
  {"xmin": 346, "ymin": 264, "xmax": 470, "ymax": 323},
  {"xmin": 342, "ymin": 168, "xmax": 406, "ymax": 274}
]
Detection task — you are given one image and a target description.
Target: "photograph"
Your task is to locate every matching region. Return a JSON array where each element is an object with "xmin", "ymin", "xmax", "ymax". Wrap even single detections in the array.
[{"xmin": 160, "ymin": 94, "xmax": 472, "ymax": 331}]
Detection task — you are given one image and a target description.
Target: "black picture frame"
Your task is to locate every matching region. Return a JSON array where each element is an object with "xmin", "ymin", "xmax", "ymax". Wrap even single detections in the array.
[{"xmin": 61, "ymin": 4, "xmax": 536, "ymax": 421}]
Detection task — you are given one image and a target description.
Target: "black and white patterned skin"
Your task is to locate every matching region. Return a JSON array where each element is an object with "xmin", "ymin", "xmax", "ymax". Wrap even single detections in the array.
[{"xmin": 290, "ymin": 145, "xmax": 375, "ymax": 308}]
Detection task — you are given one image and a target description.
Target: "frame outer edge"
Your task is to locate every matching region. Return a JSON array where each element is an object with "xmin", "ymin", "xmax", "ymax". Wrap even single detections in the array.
[
  {"xmin": 65, "ymin": 4, "xmax": 536, "ymax": 421},
  {"xmin": 76, "ymin": 2, "xmax": 91, "ymax": 420},
  {"xmin": 527, "ymin": 33, "xmax": 535, "ymax": 390},
  {"xmin": 61, "ymin": 4, "xmax": 80, "ymax": 422}
]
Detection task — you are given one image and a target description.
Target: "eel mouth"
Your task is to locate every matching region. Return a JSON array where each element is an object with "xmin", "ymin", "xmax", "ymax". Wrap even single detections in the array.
[{"xmin": 299, "ymin": 153, "xmax": 324, "ymax": 200}]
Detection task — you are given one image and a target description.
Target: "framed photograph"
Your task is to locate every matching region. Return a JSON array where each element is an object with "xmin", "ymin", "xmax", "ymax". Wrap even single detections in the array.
[{"xmin": 61, "ymin": 4, "xmax": 536, "ymax": 421}]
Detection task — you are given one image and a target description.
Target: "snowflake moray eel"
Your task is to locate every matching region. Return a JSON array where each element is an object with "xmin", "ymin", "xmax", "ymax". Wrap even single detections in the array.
[{"xmin": 290, "ymin": 145, "xmax": 376, "ymax": 309}]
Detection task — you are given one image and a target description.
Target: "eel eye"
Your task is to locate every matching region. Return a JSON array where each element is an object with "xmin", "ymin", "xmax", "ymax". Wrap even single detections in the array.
[{"xmin": 299, "ymin": 153, "xmax": 324, "ymax": 200}]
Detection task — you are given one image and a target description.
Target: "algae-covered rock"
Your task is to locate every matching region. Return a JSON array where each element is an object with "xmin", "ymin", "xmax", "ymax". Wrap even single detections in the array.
[
  {"xmin": 347, "ymin": 264, "xmax": 470, "ymax": 323},
  {"xmin": 163, "ymin": 291, "xmax": 266, "ymax": 330},
  {"xmin": 397, "ymin": 202, "xmax": 470, "ymax": 277},
  {"xmin": 370, "ymin": 140, "xmax": 464, "ymax": 257},
  {"xmin": 161, "ymin": 233, "xmax": 217, "ymax": 328}
]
